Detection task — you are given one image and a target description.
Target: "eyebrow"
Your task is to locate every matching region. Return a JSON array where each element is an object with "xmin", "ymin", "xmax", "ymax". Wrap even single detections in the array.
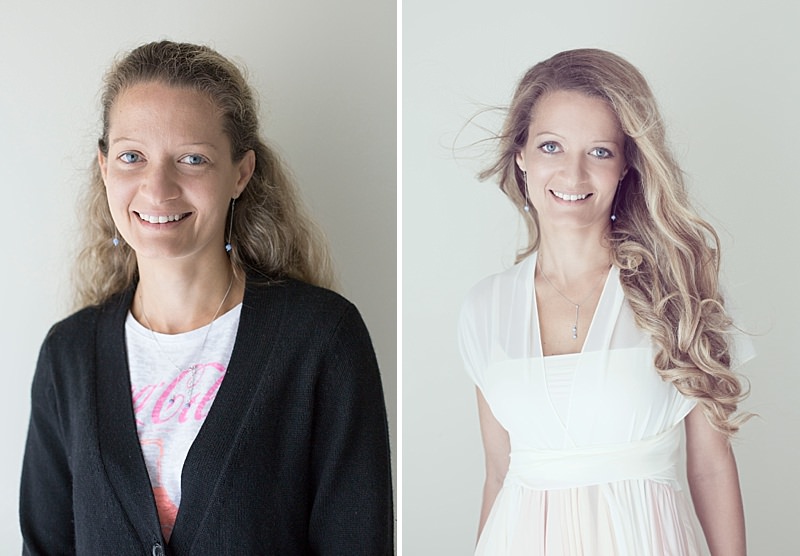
[
  {"xmin": 532, "ymin": 131, "xmax": 622, "ymax": 144},
  {"xmin": 109, "ymin": 137, "xmax": 220, "ymax": 151},
  {"xmin": 532, "ymin": 131, "xmax": 564, "ymax": 140},
  {"xmin": 109, "ymin": 136, "xmax": 140, "ymax": 146}
]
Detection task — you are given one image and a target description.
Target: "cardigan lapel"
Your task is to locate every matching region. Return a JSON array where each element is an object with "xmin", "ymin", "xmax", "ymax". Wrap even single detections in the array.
[
  {"xmin": 168, "ymin": 277, "xmax": 289, "ymax": 551},
  {"xmin": 95, "ymin": 289, "xmax": 165, "ymax": 546}
]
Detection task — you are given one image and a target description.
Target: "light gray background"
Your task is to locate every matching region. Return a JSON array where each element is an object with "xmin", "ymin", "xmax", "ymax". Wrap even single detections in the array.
[
  {"xmin": 1, "ymin": 0, "xmax": 396, "ymax": 548},
  {"xmin": 403, "ymin": 0, "xmax": 798, "ymax": 553}
]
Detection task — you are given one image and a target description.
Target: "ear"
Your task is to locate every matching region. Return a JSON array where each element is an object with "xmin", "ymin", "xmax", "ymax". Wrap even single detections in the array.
[
  {"xmin": 98, "ymin": 148, "xmax": 109, "ymax": 187},
  {"xmin": 515, "ymin": 152, "xmax": 525, "ymax": 172},
  {"xmin": 233, "ymin": 149, "xmax": 256, "ymax": 197}
]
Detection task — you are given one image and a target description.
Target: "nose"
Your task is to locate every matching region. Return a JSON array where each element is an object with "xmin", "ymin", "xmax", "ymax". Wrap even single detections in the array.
[
  {"xmin": 141, "ymin": 160, "xmax": 180, "ymax": 203},
  {"xmin": 560, "ymin": 152, "xmax": 588, "ymax": 186}
]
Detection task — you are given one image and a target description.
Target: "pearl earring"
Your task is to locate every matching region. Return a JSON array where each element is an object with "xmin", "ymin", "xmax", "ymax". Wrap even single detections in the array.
[
  {"xmin": 225, "ymin": 198, "xmax": 235, "ymax": 253},
  {"xmin": 610, "ymin": 179, "xmax": 622, "ymax": 222}
]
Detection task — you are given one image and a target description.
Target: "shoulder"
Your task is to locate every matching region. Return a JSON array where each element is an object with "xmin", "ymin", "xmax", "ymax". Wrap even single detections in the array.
[
  {"xmin": 244, "ymin": 276, "xmax": 356, "ymax": 318},
  {"xmin": 242, "ymin": 277, "xmax": 368, "ymax": 347},
  {"xmin": 460, "ymin": 255, "xmax": 534, "ymax": 324},
  {"xmin": 42, "ymin": 291, "xmax": 131, "ymax": 354},
  {"xmin": 459, "ymin": 274, "xmax": 495, "ymax": 330},
  {"xmin": 32, "ymin": 291, "xmax": 131, "ymax": 400}
]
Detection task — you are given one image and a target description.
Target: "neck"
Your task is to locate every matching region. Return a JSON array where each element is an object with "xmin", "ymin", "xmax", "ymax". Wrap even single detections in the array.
[
  {"xmin": 536, "ymin": 224, "xmax": 612, "ymax": 282},
  {"xmin": 133, "ymin": 257, "xmax": 243, "ymax": 334}
]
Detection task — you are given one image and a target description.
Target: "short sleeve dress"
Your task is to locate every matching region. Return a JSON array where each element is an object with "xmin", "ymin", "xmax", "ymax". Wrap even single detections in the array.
[{"xmin": 459, "ymin": 252, "xmax": 752, "ymax": 556}]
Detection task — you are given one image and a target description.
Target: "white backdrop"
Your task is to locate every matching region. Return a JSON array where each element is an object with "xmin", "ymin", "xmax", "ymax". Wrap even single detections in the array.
[
  {"xmin": 403, "ymin": 0, "xmax": 798, "ymax": 554},
  {"xmin": 0, "ymin": 0, "xmax": 396, "ymax": 549}
]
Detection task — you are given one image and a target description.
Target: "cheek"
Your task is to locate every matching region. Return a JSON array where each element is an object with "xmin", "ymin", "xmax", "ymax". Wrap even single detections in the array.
[
  {"xmin": 103, "ymin": 174, "xmax": 136, "ymax": 209},
  {"xmin": 597, "ymin": 162, "xmax": 625, "ymax": 185},
  {"xmin": 527, "ymin": 169, "xmax": 560, "ymax": 198},
  {"xmin": 525, "ymin": 160, "xmax": 557, "ymax": 182},
  {"xmin": 103, "ymin": 180, "xmax": 121, "ymax": 205}
]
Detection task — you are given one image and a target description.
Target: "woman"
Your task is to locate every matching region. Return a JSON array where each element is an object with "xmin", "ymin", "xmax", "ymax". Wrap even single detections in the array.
[
  {"xmin": 459, "ymin": 49, "xmax": 752, "ymax": 555},
  {"xmin": 21, "ymin": 41, "xmax": 393, "ymax": 555}
]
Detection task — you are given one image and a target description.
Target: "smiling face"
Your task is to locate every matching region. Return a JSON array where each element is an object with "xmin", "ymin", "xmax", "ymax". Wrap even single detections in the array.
[
  {"xmin": 516, "ymin": 90, "xmax": 627, "ymax": 235},
  {"xmin": 99, "ymin": 81, "xmax": 254, "ymax": 265}
]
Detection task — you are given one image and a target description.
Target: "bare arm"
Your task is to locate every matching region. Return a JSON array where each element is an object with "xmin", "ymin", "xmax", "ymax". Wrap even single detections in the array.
[
  {"xmin": 476, "ymin": 387, "xmax": 510, "ymax": 542},
  {"xmin": 685, "ymin": 405, "xmax": 746, "ymax": 556}
]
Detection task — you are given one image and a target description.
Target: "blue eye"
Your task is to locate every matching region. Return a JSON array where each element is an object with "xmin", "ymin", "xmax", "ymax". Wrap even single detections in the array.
[
  {"xmin": 181, "ymin": 154, "xmax": 207, "ymax": 165},
  {"xmin": 590, "ymin": 147, "xmax": 613, "ymax": 159},
  {"xmin": 119, "ymin": 152, "xmax": 141, "ymax": 164},
  {"xmin": 539, "ymin": 142, "xmax": 560, "ymax": 154}
]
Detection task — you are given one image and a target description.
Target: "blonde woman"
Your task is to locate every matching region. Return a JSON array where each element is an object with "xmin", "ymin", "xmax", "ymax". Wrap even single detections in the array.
[
  {"xmin": 459, "ymin": 49, "xmax": 751, "ymax": 555},
  {"xmin": 21, "ymin": 41, "xmax": 392, "ymax": 555}
]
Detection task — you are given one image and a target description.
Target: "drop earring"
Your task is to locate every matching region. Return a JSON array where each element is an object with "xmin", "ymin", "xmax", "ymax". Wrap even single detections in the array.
[
  {"xmin": 112, "ymin": 226, "xmax": 120, "ymax": 247},
  {"xmin": 610, "ymin": 179, "xmax": 622, "ymax": 222},
  {"xmin": 225, "ymin": 198, "xmax": 235, "ymax": 253},
  {"xmin": 522, "ymin": 170, "xmax": 531, "ymax": 213}
]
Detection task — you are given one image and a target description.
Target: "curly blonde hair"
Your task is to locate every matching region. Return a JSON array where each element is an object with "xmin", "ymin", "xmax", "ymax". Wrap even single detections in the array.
[
  {"xmin": 75, "ymin": 40, "xmax": 334, "ymax": 308},
  {"xmin": 480, "ymin": 48, "xmax": 748, "ymax": 436}
]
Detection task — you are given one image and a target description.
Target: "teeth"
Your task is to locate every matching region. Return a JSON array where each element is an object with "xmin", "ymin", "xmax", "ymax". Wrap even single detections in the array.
[
  {"xmin": 553, "ymin": 191, "xmax": 588, "ymax": 201},
  {"xmin": 138, "ymin": 212, "xmax": 186, "ymax": 224}
]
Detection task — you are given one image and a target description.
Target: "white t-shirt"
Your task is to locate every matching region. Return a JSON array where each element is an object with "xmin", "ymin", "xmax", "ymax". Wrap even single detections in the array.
[{"xmin": 126, "ymin": 304, "xmax": 241, "ymax": 541}]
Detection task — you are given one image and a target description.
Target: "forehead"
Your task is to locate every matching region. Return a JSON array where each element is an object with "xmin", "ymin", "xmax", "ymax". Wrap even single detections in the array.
[
  {"xmin": 108, "ymin": 81, "xmax": 225, "ymax": 141},
  {"xmin": 529, "ymin": 90, "xmax": 623, "ymax": 140}
]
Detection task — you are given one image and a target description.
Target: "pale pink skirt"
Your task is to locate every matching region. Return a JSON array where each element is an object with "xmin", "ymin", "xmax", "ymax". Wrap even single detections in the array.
[{"xmin": 476, "ymin": 479, "xmax": 706, "ymax": 556}]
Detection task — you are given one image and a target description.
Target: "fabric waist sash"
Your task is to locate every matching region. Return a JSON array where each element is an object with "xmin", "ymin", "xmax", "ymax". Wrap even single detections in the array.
[{"xmin": 506, "ymin": 423, "xmax": 682, "ymax": 491}]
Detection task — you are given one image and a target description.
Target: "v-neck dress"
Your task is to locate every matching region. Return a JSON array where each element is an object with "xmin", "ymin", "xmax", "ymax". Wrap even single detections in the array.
[{"xmin": 459, "ymin": 252, "xmax": 721, "ymax": 556}]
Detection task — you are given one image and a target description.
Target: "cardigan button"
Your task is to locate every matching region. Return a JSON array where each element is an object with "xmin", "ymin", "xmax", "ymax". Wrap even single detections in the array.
[{"xmin": 152, "ymin": 543, "xmax": 164, "ymax": 556}]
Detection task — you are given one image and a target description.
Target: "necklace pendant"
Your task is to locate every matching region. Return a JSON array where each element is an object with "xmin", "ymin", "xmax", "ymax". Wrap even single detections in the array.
[{"xmin": 571, "ymin": 325, "xmax": 578, "ymax": 340}]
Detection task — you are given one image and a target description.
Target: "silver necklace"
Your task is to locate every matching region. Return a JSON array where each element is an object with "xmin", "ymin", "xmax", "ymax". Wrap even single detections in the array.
[
  {"xmin": 139, "ymin": 274, "xmax": 234, "ymax": 407},
  {"xmin": 537, "ymin": 258, "xmax": 607, "ymax": 340}
]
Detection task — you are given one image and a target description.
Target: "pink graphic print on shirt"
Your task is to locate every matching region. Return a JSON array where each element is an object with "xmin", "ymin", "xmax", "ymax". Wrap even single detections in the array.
[
  {"xmin": 132, "ymin": 362, "xmax": 227, "ymax": 541},
  {"xmin": 139, "ymin": 439, "xmax": 178, "ymax": 540},
  {"xmin": 132, "ymin": 362, "xmax": 227, "ymax": 426}
]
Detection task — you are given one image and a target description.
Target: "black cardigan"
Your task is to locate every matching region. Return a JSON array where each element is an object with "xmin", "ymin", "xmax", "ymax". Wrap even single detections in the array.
[{"xmin": 20, "ymin": 278, "xmax": 393, "ymax": 555}]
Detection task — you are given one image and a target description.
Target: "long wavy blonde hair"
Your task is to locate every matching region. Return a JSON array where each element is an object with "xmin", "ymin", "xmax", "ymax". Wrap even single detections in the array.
[
  {"xmin": 480, "ymin": 48, "xmax": 748, "ymax": 436},
  {"xmin": 75, "ymin": 40, "xmax": 334, "ymax": 308}
]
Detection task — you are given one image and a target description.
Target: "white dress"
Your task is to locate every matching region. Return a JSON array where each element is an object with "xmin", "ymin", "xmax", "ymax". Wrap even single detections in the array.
[{"xmin": 459, "ymin": 253, "xmax": 751, "ymax": 556}]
